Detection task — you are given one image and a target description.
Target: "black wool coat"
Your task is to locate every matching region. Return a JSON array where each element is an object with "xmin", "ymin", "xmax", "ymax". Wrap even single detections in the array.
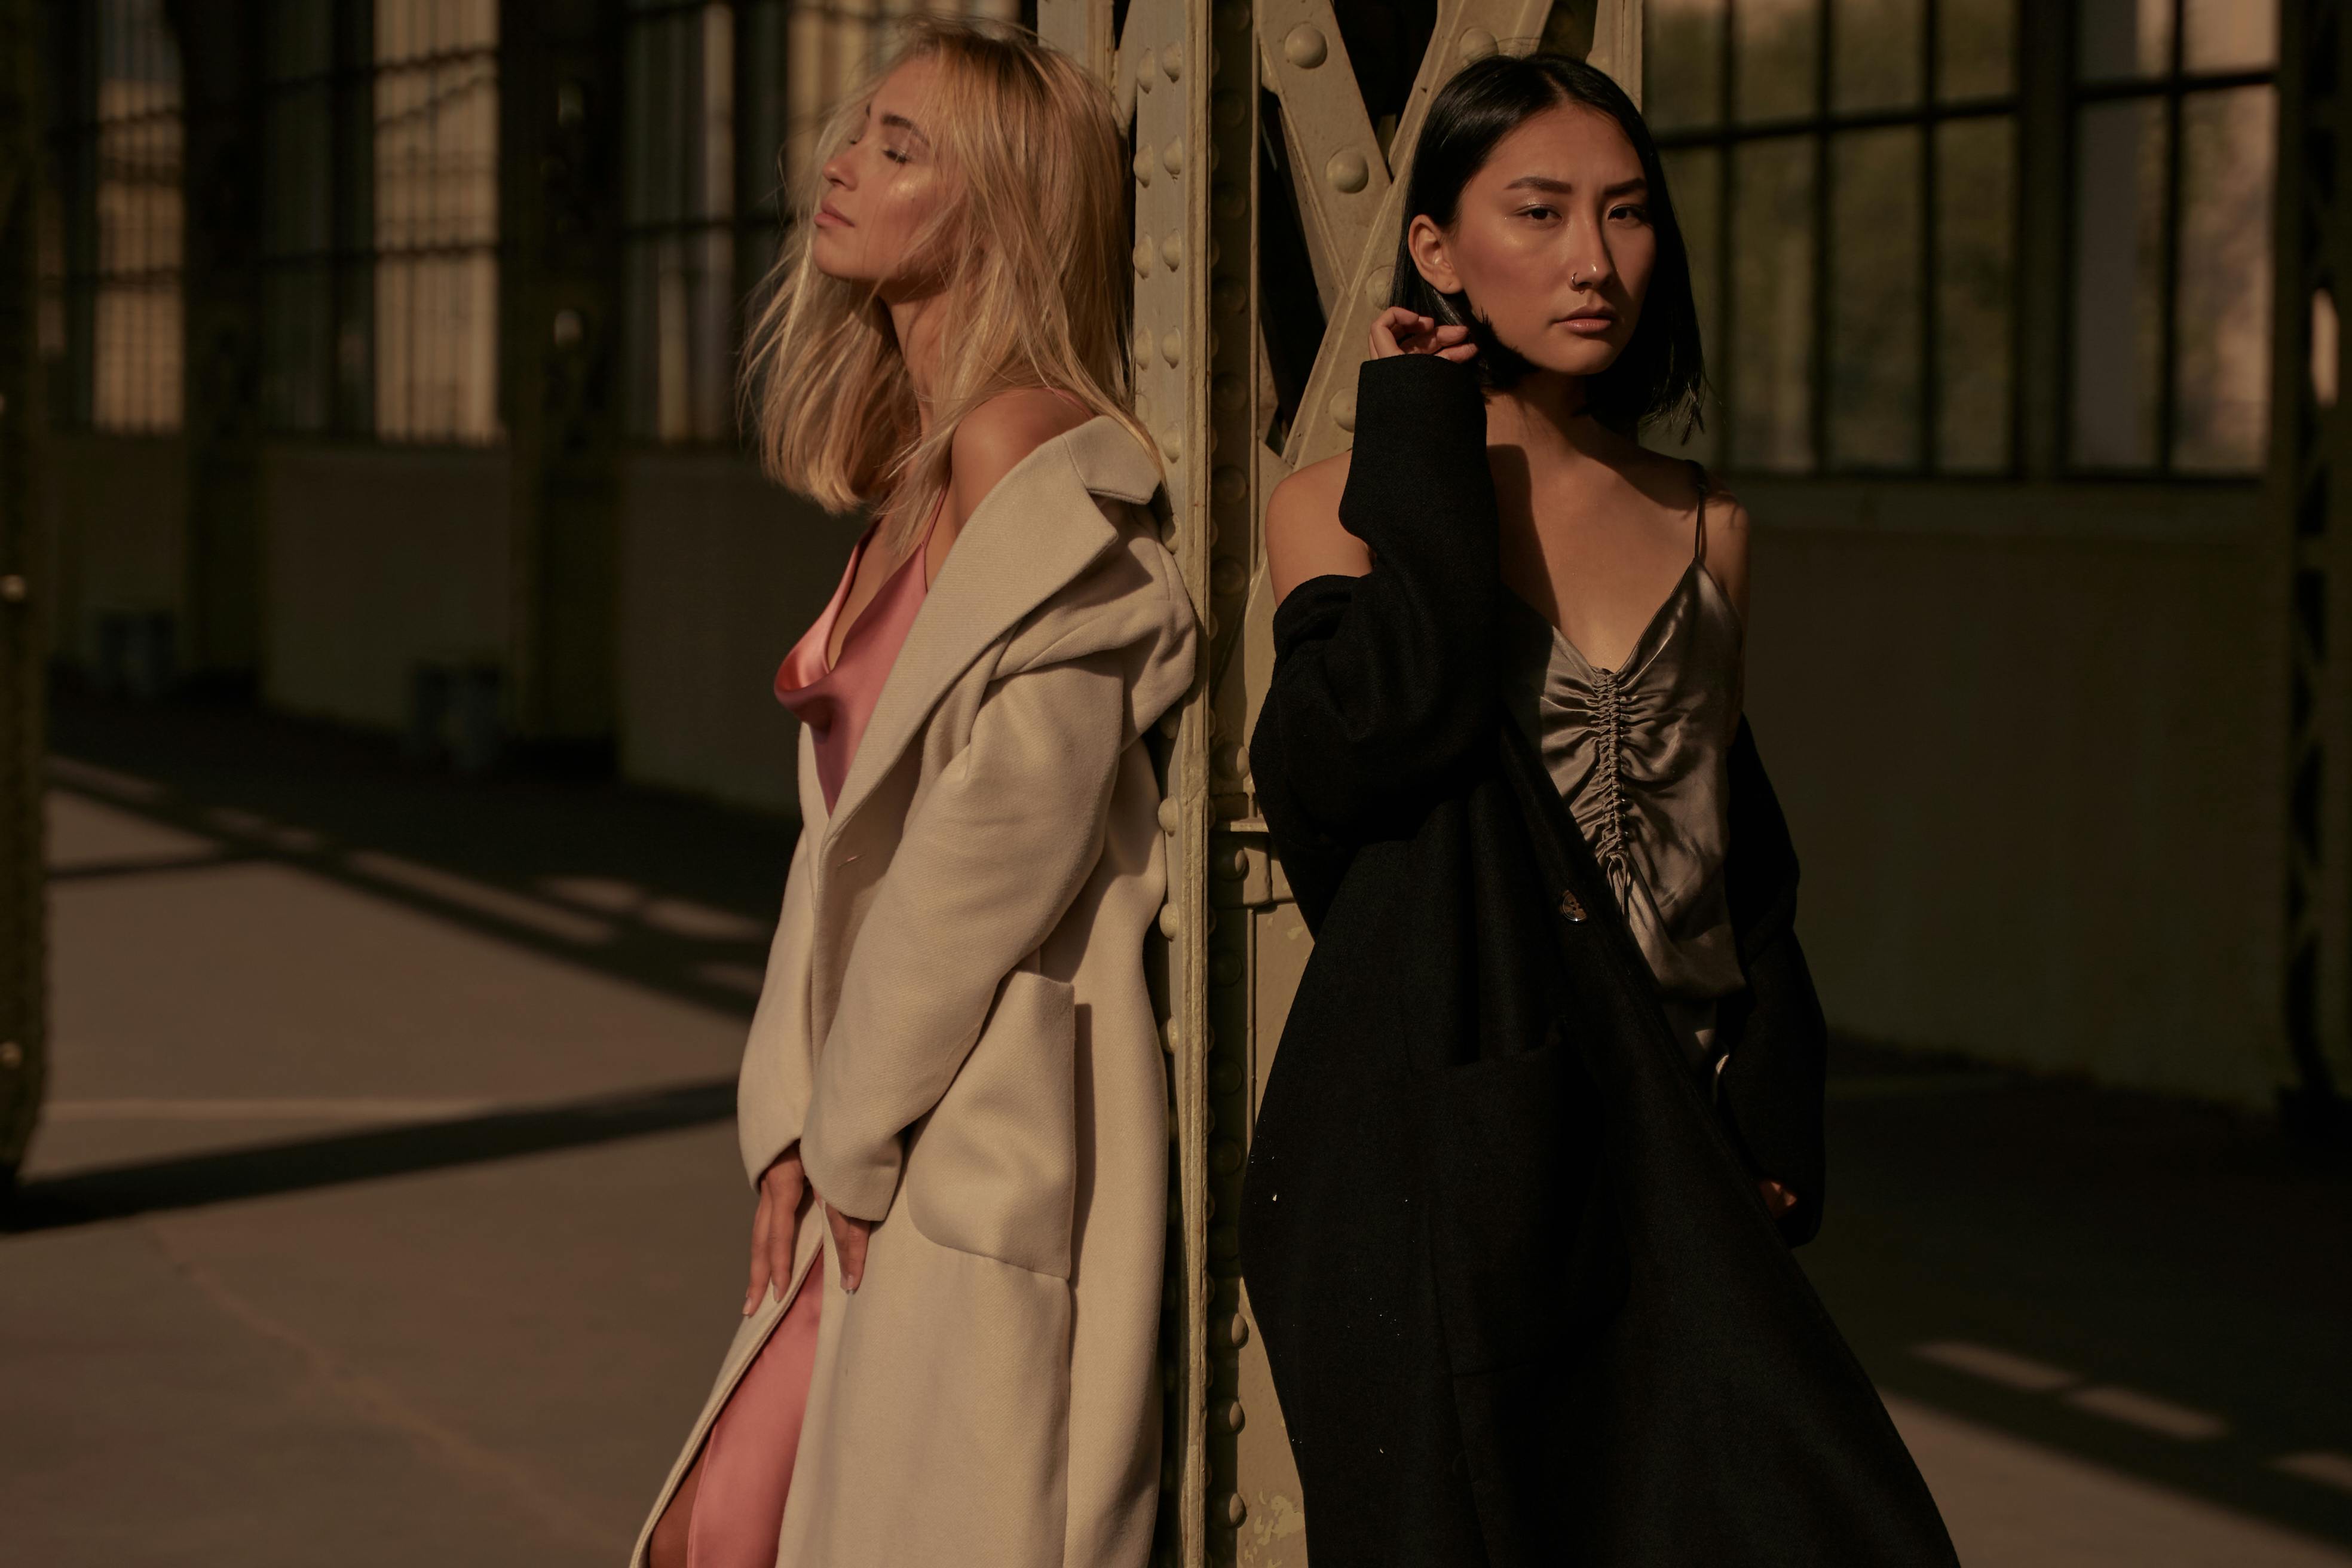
[{"xmin": 1241, "ymin": 354, "xmax": 1958, "ymax": 1568}]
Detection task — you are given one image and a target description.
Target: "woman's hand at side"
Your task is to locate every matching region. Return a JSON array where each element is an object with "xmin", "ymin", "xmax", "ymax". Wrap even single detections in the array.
[
  {"xmin": 1759, "ymin": 1178, "xmax": 1799, "ymax": 1220},
  {"xmin": 743, "ymin": 1147, "xmax": 877, "ymax": 1309},
  {"xmin": 744, "ymin": 1146, "xmax": 810, "ymax": 1315},
  {"xmin": 1368, "ymin": 305, "xmax": 1478, "ymax": 362}
]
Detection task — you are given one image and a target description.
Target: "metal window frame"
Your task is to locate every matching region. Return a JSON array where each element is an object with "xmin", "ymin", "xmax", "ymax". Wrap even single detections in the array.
[
  {"xmin": 1655, "ymin": 0, "xmax": 2026, "ymax": 479},
  {"xmin": 43, "ymin": 0, "xmax": 185, "ymax": 435},
  {"xmin": 2058, "ymin": 0, "xmax": 2281, "ymax": 478},
  {"xmin": 253, "ymin": 0, "xmax": 502, "ymax": 446}
]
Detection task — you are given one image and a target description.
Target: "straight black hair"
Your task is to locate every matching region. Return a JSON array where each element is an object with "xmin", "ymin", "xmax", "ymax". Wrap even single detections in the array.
[{"xmin": 1389, "ymin": 53, "xmax": 1707, "ymax": 439}]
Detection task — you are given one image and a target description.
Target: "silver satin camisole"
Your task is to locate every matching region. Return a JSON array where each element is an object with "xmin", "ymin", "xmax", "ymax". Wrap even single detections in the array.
[{"xmin": 1499, "ymin": 464, "xmax": 1745, "ymax": 1070}]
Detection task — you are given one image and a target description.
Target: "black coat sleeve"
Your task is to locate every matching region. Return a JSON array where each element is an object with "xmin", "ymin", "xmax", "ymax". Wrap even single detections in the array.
[
  {"xmin": 1250, "ymin": 355, "xmax": 1499, "ymax": 926},
  {"xmin": 1717, "ymin": 719, "xmax": 1831, "ymax": 1244}
]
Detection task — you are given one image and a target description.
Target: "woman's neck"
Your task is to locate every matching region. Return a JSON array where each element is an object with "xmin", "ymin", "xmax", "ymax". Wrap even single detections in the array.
[
  {"xmin": 887, "ymin": 290, "xmax": 950, "ymax": 440},
  {"xmin": 1487, "ymin": 370, "xmax": 1627, "ymax": 473}
]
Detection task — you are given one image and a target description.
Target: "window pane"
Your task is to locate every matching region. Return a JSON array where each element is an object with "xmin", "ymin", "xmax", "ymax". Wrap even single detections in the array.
[
  {"xmin": 2175, "ymin": 86, "xmax": 2276, "ymax": 473},
  {"xmin": 1735, "ymin": 0, "xmax": 1819, "ymax": 124},
  {"xmin": 374, "ymin": 6, "xmax": 499, "ymax": 443},
  {"xmin": 1731, "ymin": 135, "xmax": 1817, "ymax": 470},
  {"xmin": 2071, "ymin": 99, "xmax": 2166, "ymax": 467},
  {"xmin": 1832, "ymin": 0, "xmax": 1922, "ymax": 115},
  {"xmin": 2077, "ymin": 0, "xmax": 2172, "ymax": 83},
  {"xmin": 2185, "ymin": 0, "xmax": 2278, "ymax": 73},
  {"xmin": 1937, "ymin": 0, "xmax": 2015, "ymax": 101},
  {"xmin": 1647, "ymin": 0, "xmax": 1726, "ymax": 133},
  {"xmin": 1658, "ymin": 146, "xmax": 1722, "ymax": 464},
  {"xmin": 1828, "ymin": 127, "xmax": 1921, "ymax": 467},
  {"xmin": 91, "ymin": 0, "xmax": 182, "ymax": 433},
  {"xmin": 1936, "ymin": 117, "xmax": 2015, "ymax": 471},
  {"xmin": 264, "ymin": 84, "xmax": 332, "ymax": 259}
]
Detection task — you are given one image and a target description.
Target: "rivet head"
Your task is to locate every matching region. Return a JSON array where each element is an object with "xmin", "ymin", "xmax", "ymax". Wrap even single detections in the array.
[
  {"xmin": 1223, "ymin": 1492, "xmax": 1248, "ymax": 1527},
  {"xmin": 1133, "ymin": 238, "xmax": 1153, "ymax": 276},
  {"xmin": 1162, "ymin": 330, "xmax": 1184, "ymax": 366},
  {"xmin": 552, "ymin": 308, "xmax": 584, "ymax": 347},
  {"xmin": 1224, "ymin": 1312, "xmax": 1251, "ymax": 1348},
  {"xmin": 1220, "ymin": 1399, "xmax": 1247, "ymax": 1433},
  {"xmin": 1284, "ymin": 24, "xmax": 1328, "ymax": 69},
  {"xmin": 1132, "ymin": 146, "xmax": 1153, "ymax": 185},
  {"xmin": 1211, "ymin": 464, "xmax": 1246, "ymax": 503},
  {"xmin": 1326, "ymin": 148, "xmax": 1370, "ymax": 195},
  {"xmin": 1133, "ymin": 325, "xmax": 1154, "ymax": 366},
  {"xmin": 1211, "ymin": 556, "xmax": 1247, "ymax": 595},
  {"xmin": 1158, "ymin": 797, "xmax": 1181, "ymax": 834},
  {"xmin": 1211, "ymin": 1138, "xmax": 1244, "ymax": 1173},
  {"xmin": 0, "ymin": 1041, "xmax": 20, "ymax": 1069},
  {"xmin": 1367, "ymin": 265, "xmax": 1395, "ymax": 302},
  {"xmin": 1137, "ymin": 47, "xmax": 1157, "ymax": 87},
  {"xmin": 1162, "ymin": 137, "xmax": 1184, "ymax": 177},
  {"xmin": 1162, "ymin": 232, "xmax": 1184, "ymax": 271},
  {"xmin": 1159, "ymin": 903, "xmax": 1182, "ymax": 939},
  {"xmin": 1160, "ymin": 43, "xmax": 1183, "ymax": 80},
  {"xmin": 1159, "ymin": 424, "xmax": 1184, "ymax": 461},
  {"xmin": 0, "ymin": 574, "xmax": 25, "ymax": 604},
  {"xmin": 1330, "ymin": 389, "xmax": 1357, "ymax": 432},
  {"xmin": 1459, "ymin": 26, "xmax": 1499, "ymax": 62}
]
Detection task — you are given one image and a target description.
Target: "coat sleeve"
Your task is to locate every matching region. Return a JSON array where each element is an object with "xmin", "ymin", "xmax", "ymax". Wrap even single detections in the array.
[
  {"xmin": 1716, "ymin": 720, "xmax": 1830, "ymax": 1245},
  {"xmin": 735, "ymin": 820, "xmax": 819, "ymax": 1187},
  {"xmin": 1248, "ymin": 354, "xmax": 1500, "ymax": 904},
  {"xmin": 797, "ymin": 581, "xmax": 1192, "ymax": 1222}
]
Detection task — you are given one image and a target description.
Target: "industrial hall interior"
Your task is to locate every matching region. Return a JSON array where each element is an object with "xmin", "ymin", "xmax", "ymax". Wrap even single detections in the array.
[{"xmin": 0, "ymin": 1, "xmax": 2347, "ymax": 1566}]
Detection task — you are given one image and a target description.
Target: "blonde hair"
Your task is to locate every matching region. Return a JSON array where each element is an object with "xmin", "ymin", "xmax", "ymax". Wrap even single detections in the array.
[{"xmin": 740, "ymin": 18, "xmax": 1148, "ymax": 553}]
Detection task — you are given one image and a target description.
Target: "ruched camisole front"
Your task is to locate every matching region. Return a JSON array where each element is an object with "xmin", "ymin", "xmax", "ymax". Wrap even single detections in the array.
[{"xmin": 1499, "ymin": 464, "xmax": 1745, "ymax": 1068}]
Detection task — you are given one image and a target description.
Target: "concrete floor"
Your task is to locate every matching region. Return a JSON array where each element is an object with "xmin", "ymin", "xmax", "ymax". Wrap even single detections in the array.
[{"xmin": 4, "ymin": 689, "xmax": 2350, "ymax": 1566}]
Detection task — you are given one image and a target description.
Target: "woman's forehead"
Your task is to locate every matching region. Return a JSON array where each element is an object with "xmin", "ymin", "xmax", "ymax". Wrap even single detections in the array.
[{"xmin": 1476, "ymin": 103, "xmax": 1641, "ymax": 190}]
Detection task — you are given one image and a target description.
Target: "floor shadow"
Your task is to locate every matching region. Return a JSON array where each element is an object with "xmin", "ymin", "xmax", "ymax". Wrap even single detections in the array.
[{"xmin": 2, "ymin": 1077, "xmax": 736, "ymax": 1233}]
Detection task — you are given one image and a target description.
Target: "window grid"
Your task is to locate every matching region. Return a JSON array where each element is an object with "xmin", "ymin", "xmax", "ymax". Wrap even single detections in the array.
[
  {"xmin": 258, "ymin": 0, "xmax": 500, "ymax": 446},
  {"xmin": 45, "ymin": 0, "xmax": 185, "ymax": 434},
  {"xmin": 1651, "ymin": 0, "xmax": 2025, "ymax": 477},
  {"xmin": 2065, "ymin": 0, "xmax": 2277, "ymax": 475}
]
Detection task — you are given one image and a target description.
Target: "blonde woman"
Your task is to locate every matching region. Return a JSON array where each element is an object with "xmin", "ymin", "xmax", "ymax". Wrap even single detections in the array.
[{"xmin": 633, "ymin": 22, "xmax": 1195, "ymax": 1568}]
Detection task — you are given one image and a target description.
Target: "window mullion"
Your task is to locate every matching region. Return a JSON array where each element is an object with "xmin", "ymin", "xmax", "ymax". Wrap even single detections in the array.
[
  {"xmin": 2156, "ymin": 0, "xmax": 2188, "ymax": 473},
  {"xmin": 1811, "ymin": 0, "xmax": 1833, "ymax": 471}
]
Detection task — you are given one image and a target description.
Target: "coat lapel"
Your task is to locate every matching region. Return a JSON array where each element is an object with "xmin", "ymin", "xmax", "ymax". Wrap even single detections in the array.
[{"xmin": 822, "ymin": 414, "xmax": 1160, "ymax": 843}]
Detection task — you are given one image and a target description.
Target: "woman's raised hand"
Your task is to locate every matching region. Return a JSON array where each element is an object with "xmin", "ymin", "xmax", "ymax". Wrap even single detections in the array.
[
  {"xmin": 745, "ymin": 1146, "xmax": 809, "ymax": 1315},
  {"xmin": 1368, "ymin": 305, "xmax": 1478, "ymax": 363}
]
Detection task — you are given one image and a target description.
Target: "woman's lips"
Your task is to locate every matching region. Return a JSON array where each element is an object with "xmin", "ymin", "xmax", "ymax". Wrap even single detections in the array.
[
  {"xmin": 1561, "ymin": 312, "xmax": 1616, "ymax": 336},
  {"xmin": 815, "ymin": 201, "xmax": 853, "ymax": 228}
]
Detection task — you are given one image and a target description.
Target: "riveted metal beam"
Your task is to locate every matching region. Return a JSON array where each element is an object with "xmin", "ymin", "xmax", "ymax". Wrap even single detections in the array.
[{"xmin": 1255, "ymin": 1, "xmax": 1389, "ymax": 310}]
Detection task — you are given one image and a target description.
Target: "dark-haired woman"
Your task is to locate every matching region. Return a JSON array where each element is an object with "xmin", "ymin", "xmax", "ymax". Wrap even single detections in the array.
[{"xmin": 1242, "ymin": 54, "xmax": 1958, "ymax": 1567}]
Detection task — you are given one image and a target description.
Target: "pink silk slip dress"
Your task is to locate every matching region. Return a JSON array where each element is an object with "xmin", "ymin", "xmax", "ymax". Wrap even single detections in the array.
[{"xmin": 684, "ymin": 500, "xmax": 940, "ymax": 1568}]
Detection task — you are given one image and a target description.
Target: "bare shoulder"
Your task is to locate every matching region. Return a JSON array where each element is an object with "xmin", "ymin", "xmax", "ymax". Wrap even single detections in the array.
[
  {"xmin": 1696, "ymin": 472, "xmax": 1751, "ymax": 621},
  {"xmin": 1266, "ymin": 451, "xmax": 1368, "ymax": 603},
  {"xmin": 948, "ymin": 388, "xmax": 1093, "ymax": 518}
]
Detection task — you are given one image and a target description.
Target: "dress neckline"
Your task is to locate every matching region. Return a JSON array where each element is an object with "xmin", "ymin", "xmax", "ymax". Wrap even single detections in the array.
[{"xmin": 823, "ymin": 496, "xmax": 943, "ymax": 674}]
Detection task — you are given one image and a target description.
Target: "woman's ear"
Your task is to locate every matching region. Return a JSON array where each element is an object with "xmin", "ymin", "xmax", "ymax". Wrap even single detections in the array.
[{"xmin": 1406, "ymin": 214, "xmax": 1463, "ymax": 296}]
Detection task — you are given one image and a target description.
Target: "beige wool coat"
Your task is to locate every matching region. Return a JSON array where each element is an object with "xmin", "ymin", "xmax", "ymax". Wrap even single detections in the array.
[{"xmin": 630, "ymin": 417, "xmax": 1197, "ymax": 1568}]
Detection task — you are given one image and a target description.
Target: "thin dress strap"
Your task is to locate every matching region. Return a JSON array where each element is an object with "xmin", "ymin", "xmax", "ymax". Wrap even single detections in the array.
[{"xmin": 1687, "ymin": 459, "xmax": 1710, "ymax": 566}]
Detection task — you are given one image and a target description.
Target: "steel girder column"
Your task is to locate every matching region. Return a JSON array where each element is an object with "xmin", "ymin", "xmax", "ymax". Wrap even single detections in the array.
[
  {"xmin": 0, "ymin": 0, "xmax": 41, "ymax": 1190},
  {"xmin": 2280, "ymin": 0, "xmax": 2352, "ymax": 1136}
]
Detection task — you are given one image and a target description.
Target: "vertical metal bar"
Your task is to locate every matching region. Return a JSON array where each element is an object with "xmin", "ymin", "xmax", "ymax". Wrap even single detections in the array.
[
  {"xmin": 1810, "ymin": 0, "xmax": 1832, "ymax": 470},
  {"xmin": 1920, "ymin": 0, "xmax": 1940, "ymax": 472},
  {"xmin": 0, "ymin": 0, "xmax": 47, "ymax": 1192},
  {"xmin": 2157, "ymin": 0, "xmax": 2186, "ymax": 471},
  {"xmin": 1719, "ymin": 0, "xmax": 1739, "ymax": 468}
]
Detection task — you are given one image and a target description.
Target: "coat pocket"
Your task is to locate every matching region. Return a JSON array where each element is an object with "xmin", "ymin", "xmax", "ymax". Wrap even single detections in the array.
[{"xmin": 905, "ymin": 969, "xmax": 1080, "ymax": 1279}]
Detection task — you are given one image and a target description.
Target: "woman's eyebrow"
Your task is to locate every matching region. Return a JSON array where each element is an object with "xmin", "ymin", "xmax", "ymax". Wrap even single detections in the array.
[
  {"xmin": 878, "ymin": 111, "xmax": 931, "ymax": 147},
  {"xmin": 1501, "ymin": 174, "xmax": 1649, "ymax": 195}
]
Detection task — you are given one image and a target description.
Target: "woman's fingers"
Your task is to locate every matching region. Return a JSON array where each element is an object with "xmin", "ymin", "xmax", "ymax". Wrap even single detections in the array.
[
  {"xmin": 826, "ymin": 1203, "xmax": 874, "ymax": 1294},
  {"xmin": 1758, "ymin": 1178, "xmax": 1799, "ymax": 1218},
  {"xmin": 768, "ymin": 1190, "xmax": 798, "ymax": 1303},
  {"xmin": 743, "ymin": 1186, "xmax": 773, "ymax": 1315}
]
